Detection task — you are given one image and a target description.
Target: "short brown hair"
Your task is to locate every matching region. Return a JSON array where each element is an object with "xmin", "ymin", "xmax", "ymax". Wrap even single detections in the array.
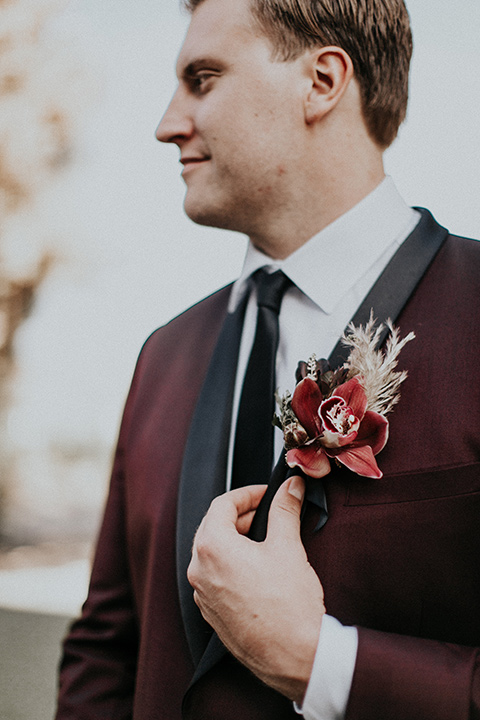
[{"xmin": 183, "ymin": 0, "xmax": 413, "ymax": 148}]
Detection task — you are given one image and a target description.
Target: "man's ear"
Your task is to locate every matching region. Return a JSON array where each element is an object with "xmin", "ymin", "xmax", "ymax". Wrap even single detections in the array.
[{"xmin": 304, "ymin": 46, "xmax": 355, "ymax": 125}]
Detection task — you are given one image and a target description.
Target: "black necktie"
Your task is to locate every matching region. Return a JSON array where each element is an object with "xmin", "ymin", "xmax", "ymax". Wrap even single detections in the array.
[{"xmin": 231, "ymin": 268, "xmax": 291, "ymax": 490}]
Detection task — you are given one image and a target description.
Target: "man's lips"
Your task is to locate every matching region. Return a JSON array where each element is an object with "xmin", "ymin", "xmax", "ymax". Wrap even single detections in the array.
[{"xmin": 180, "ymin": 156, "xmax": 210, "ymax": 174}]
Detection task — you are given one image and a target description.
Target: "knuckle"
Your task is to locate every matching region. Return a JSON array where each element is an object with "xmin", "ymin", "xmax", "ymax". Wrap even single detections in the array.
[
  {"xmin": 208, "ymin": 494, "xmax": 225, "ymax": 513},
  {"xmin": 194, "ymin": 534, "xmax": 214, "ymax": 560},
  {"xmin": 187, "ymin": 571, "xmax": 196, "ymax": 590},
  {"xmin": 186, "ymin": 560, "xmax": 198, "ymax": 588}
]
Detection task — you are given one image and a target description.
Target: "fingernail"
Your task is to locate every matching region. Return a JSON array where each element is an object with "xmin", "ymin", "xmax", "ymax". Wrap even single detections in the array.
[{"xmin": 288, "ymin": 476, "xmax": 304, "ymax": 501}]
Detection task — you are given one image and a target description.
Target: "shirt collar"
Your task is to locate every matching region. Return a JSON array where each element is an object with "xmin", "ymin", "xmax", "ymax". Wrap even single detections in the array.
[{"xmin": 228, "ymin": 176, "xmax": 419, "ymax": 313}]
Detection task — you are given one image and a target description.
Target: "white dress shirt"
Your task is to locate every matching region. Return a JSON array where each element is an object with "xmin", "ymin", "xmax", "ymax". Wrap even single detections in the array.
[{"xmin": 225, "ymin": 176, "xmax": 420, "ymax": 719}]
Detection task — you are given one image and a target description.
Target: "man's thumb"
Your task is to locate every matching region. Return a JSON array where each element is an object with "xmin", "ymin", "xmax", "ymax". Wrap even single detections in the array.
[{"xmin": 267, "ymin": 475, "xmax": 305, "ymax": 541}]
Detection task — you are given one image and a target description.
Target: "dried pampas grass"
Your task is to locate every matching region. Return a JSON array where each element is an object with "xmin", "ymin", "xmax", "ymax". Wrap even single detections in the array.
[{"xmin": 342, "ymin": 313, "xmax": 415, "ymax": 416}]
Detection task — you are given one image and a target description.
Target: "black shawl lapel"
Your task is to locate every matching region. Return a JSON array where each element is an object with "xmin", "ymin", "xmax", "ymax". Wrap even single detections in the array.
[
  {"xmin": 181, "ymin": 208, "xmax": 449, "ymax": 709},
  {"xmin": 176, "ymin": 293, "xmax": 248, "ymax": 666}
]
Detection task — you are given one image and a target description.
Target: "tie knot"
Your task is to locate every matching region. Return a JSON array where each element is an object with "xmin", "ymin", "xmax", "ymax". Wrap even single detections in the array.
[{"xmin": 253, "ymin": 269, "xmax": 291, "ymax": 314}]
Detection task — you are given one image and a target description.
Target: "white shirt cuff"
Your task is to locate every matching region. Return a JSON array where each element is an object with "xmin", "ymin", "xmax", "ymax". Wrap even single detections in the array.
[{"xmin": 294, "ymin": 614, "xmax": 358, "ymax": 719}]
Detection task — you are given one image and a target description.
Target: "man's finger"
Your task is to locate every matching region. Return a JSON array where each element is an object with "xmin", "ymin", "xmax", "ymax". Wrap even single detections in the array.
[
  {"xmin": 203, "ymin": 484, "xmax": 268, "ymax": 529},
  {"xmin": 236, "ymin": 509, "xmax": 258, "ymax": 536},
  {"xmin": 266, "ymin": 476, "xmax": 305, "ymax": 542}
]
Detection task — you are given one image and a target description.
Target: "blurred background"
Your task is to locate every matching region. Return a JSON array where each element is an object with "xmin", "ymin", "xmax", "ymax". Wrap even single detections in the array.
[{"xmin": 0, "ymin": 0, "xmax": 479, "ymax": 717}]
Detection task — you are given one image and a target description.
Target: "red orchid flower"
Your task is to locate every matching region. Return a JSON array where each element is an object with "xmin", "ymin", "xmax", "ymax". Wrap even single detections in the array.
[{"xmin": 285, "ymin": 376, "xmax": 389, "ymax": 479}]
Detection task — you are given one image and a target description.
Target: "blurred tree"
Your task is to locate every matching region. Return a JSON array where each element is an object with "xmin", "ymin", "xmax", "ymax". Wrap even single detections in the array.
[{"xmin": 0, "ymin": 0, "xmax": 84, "ymax": 538}]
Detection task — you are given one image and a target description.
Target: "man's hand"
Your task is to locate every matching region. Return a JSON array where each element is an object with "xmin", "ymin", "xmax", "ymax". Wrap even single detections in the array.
[{"xmin": 187, "ymin": 476, "xmax": 326, "ymax": 704}]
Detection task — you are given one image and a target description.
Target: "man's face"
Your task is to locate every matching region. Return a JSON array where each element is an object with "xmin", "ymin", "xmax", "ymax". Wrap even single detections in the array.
[{"xmin": 156, "ymin": 0, "xmax": 308, "ymax": 238}]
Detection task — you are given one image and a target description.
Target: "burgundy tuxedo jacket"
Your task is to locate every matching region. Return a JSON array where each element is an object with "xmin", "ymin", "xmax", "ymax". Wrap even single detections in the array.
[{"xmin": 56, "ymin": 214, "xmax": 480, "ymax": 720}]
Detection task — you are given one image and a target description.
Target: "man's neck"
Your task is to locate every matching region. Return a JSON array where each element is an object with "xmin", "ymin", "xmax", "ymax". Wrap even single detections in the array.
[{"xmin": 249, "ymin": 161, "xmax": 385, "ymax": 260}]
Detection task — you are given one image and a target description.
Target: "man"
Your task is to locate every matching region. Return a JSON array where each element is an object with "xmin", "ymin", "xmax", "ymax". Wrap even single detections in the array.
[{"xmin": 56, "ymin": 0, "xmax": 480, "ymax": 718}]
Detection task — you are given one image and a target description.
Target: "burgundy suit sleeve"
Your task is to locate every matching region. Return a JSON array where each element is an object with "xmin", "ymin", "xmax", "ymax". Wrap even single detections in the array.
[
  {"xmin": 55, "ymin": 412, "xmax": 138, "ymax": 718},
  {"xmin": 345, "ymin": 627, "xmax": 480, "ymax": 720}
]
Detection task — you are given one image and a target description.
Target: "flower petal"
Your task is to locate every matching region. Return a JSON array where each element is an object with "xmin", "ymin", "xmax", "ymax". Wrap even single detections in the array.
[
  {"xmin": 286, "ymin": 442, "xmax": 331, "ymax": 479},
  {"xmin": 353, "ymin": 411, "xmax": 389, "ymax": 455},
  {"xmin": 291, "ymin": 377, "xmax": 323, "ymax": 437},
  {"xmin": 328, "ymin": 444, "xmax": 383, "ymax": 478},
  {"xmin": 321, "ymin": 427, "xmax": 358, "ymax": 448},
  {"xmin": 319, "ymin": 396, "xmax": 360, "ymax": 439},
  {"xmin": 333, "ymin": 377, "xmax": 367, "ymax": 420}
]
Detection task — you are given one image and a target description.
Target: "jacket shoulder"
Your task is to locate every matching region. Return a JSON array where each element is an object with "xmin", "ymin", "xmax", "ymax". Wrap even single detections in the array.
[
  {"xmin": 433, "ymin": 231, "xmax": 480, "ymax": 286},
  {"xmin": 128, "ymin": 284, "xmax": 233, "ymax": 396},
  {"xmin": 142, "ymin": 283, "xmax": 232, "ymax": 359}
]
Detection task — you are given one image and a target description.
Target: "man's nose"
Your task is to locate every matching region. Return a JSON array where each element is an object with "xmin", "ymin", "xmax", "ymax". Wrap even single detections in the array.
[{"xmin": 156, "ymin": 89, "xmax": 193, "ymax": 144}]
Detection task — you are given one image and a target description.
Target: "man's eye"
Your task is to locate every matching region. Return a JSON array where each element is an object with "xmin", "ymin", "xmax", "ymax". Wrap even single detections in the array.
[{"xmin": 191, "ymin": 73, "xmax": 215, "ymax": 93}]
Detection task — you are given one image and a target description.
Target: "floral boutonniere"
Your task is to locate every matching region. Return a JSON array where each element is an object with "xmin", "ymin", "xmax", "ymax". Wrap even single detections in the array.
[{"xmin": 274, "ymin": 316, "xmax": 415, "ymax": 480}]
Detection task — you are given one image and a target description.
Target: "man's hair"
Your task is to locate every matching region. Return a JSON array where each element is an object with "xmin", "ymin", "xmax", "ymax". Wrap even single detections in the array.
[{"xmin": 183, "ymin": 0, "xmax": 413, "ymax": 148}]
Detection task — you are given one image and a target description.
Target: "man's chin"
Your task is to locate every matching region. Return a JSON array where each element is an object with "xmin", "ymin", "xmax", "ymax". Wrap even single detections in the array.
[{"xmin": 183, "ymin": 197, "xmax": 230, "ymax": 230}]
